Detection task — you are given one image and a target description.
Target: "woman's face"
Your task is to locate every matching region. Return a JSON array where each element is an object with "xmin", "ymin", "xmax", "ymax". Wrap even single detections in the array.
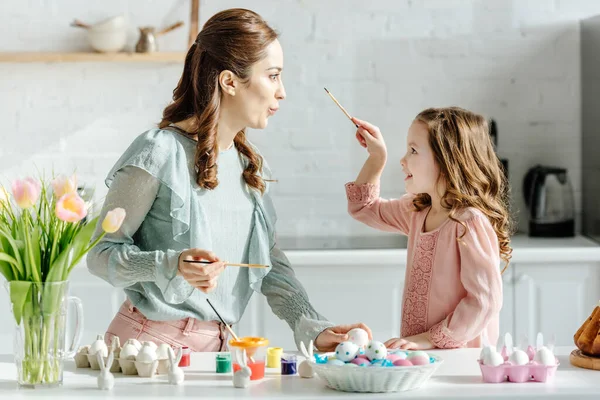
[{"xmin": 233, "ymin": 39, "xmax": 286, "ymax": 130}]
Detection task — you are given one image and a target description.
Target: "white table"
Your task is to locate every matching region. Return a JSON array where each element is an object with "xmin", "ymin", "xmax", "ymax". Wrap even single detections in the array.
[{"xmin": 0, "ymin": 347, "xmax": 598, "ymax": 399}]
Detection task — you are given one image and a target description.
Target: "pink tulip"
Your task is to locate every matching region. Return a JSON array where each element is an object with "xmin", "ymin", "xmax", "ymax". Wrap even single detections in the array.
[
  {"xmin": 102, "ymin": 208, "xmax": 126, "ymax": 233},
  {"xmin": 55, "ymin": 192, "xmax": 87, "ymax": 222},
  {"xmin": 11, "ymin": 178, "xmax": 41, "ymax": 209},
  {"xmin": 52, "ymin": 174, "xmax": 77, "ymax": 198}
]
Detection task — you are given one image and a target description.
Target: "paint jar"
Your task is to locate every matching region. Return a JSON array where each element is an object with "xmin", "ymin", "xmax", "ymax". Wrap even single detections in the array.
[
  {"xmin": 229, "ymin": 337, "xmax": 269, "ymax": 381},
  {"xmin": 281, "ymin": 354, "xmax": 297, "ymax": 375},
  {"xmin": 178, "ymin": 346, "xmax": 191, "ymax": 367},
  {"xmin": 216, "ymin": 352, "xmax": 232, "ymax": 373},
  {"xmin": 267, "ymin": 347, "xmax": 283, "ymax": 369}
]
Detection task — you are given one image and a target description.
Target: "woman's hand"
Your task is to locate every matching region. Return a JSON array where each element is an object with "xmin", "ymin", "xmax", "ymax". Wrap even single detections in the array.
[
  {"xmin": 384, "ymin": 332, "xmax": 435, "ymax": 350},
  {"xmin": 353, "ymin": 117, "xmax": 387, "ymax": 164},
  {"xmin": 177, "ymin": 249, "xmax": 226, "ymax": 293},
  {"xmin": 314, "ymin": 323, "xmax": 373, "ymax": 352}
]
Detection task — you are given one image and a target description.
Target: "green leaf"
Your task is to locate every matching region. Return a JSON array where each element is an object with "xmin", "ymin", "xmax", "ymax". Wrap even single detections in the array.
[
  {"xmin": 41, "ymin": 282, "xmax": 66, "ymax": 316},
  {"xmin": 0, "ymin": 228, "xmax": 25, "ymax": 279},
  {"xmin": 0, "ymin": 260, "xmax": 13, "ymax": 281},
  {"xmin": 0, "ymin": 253, "xmax": 18, "ymax": 281},
  {"xmin": 9, "ymin": 281, "xmax": 31, "ymax": 325}
]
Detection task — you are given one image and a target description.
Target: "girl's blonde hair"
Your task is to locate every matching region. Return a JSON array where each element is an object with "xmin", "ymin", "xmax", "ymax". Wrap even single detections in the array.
[{"xmin": 413, "ymin": 107, "xmax": 514, "ymax": 272}]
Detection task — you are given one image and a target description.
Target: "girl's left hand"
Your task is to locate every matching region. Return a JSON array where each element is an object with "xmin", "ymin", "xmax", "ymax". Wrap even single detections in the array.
[
  {"xmin": 384, "ymin": 332, "xmax": 435, "ymax": 350},
  {"xmin": 314, "ymin": 323, "xmax": 373, "ymax": 352}
]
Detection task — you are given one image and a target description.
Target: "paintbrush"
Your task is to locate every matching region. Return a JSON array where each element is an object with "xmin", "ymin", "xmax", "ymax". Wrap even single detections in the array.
[
  {"xmin": 183, "ymin": 260, "xmax": 269, "ymax": 268},
  {"xmin": 206, "ymin": 299, "xmax": 255, "ymax": 362},
  {"xmin": 324, "ymin": 87, "xmax": 359, "ymax": 128}
]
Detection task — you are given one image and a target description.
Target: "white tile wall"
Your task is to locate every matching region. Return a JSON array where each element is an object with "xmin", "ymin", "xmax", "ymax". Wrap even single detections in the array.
[{"xmin": 1, "ymin": 0, "xmax": 597, "ymax": 237}]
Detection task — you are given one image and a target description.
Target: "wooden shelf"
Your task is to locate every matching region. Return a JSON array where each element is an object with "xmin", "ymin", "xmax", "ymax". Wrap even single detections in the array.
[{"xmin": 0, "ymin": 52, "xmax": 186, "ymax": 63}]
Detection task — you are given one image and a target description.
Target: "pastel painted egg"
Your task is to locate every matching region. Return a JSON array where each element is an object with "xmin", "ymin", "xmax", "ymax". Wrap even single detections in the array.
[
  {"xmin": 408, "ymin": 350, "xmax": 429, "ymax": 360},
  {"xmin": 393, "ymin": 359, "xmax": 413, "ymax": 367},
  {"xmin": 351, "ymin": 357, "xmax": 370, "ymax": 367},
  {"xmin": 410, "ymin": 355, "xmax": 430, "ymax": 365},
  {"xmin": 347, "ymin": 328, "xmax": 369, "ymax": 348},
  {"xmin": 335, "ymin": 341, "xmax": 360, "ymax": 362},
  {"xmin": 386, "ymin": 354, "xmax": 404, "ymax": 363},
  {"xmin": 345, "ymin": 363, "xmax": 358, "ymax": 367},
  {"xmin": 327, "ymin": 359, "xmax": 346, "ymax": 366},
  {"xmin": 365, "ymin": 340, "xmax": 387, "ymax": 361}
]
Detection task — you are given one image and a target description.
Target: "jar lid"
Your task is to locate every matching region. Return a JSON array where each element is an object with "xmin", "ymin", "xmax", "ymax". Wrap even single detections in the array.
[{"xmin": 228, "ymin": 336, "xmax": 269, "ymax": 348}]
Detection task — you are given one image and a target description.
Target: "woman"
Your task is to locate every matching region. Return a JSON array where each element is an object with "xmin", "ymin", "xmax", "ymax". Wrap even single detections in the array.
[{"xmin": 87, "ymin": 8, "xmax": 370, "ymax": 352}]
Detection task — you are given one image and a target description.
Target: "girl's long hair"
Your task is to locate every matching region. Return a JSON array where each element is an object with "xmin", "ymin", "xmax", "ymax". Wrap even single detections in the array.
[{"xmin": 413, "ymin": 107, "xmax": 515, "ymax": 271}]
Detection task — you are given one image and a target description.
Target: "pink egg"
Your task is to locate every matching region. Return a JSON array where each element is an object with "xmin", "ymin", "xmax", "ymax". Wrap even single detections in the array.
[
  {"xmin": 393, "ymin": 359, "xmax": 413, "ymax": 367},
  {"xmin": 351, "ymin": 357, "xmax": 370, "ymax": 366},
  {"xmin": 410, "ymin": 355, "xmax": 430, "ymax": 365},
  {"xmin": 386, "ymin": 354, "xmax": 403, "ymax": 363}
]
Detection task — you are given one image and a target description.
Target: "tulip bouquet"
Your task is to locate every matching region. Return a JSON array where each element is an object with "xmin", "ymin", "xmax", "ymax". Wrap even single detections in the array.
[{"xmin": 0, "ymin": 175, "xmax": 125, "ymax": 387}]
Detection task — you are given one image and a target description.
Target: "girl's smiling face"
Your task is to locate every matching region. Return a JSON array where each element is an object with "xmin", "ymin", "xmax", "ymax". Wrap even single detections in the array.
[{"xmin": 400, "ymin": 120, "xmax": 441, "ymax": 195}]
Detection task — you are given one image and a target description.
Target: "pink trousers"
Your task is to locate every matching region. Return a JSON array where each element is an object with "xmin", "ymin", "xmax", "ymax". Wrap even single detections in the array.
[{"xmin": 104, "ymin": 300, "xmax": 229, "ymax": 352}]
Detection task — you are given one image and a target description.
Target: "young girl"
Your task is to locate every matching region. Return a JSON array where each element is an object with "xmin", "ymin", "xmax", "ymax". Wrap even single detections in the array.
[{"xmin": 345, "ymin": 107, "xmax": 513, "ymax": 350}]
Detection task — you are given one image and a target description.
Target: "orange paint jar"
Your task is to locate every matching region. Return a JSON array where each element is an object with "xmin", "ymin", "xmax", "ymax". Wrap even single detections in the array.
[{"xmin": 229, "ymin": 337, "xmax": 269, "ymax": 381}]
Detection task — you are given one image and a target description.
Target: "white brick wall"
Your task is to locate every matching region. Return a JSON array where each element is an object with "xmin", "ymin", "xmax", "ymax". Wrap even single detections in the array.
[{"xmin": 1, "ymin": 0, "xmax": 597, "ymax": 237}]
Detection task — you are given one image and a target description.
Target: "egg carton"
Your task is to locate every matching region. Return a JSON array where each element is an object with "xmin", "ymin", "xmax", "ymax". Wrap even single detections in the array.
[
  {"xmin": 478, "ymin": 358, "xmax": 558, "ymax": 383},
  {"xmin": 478, "ymin": 332, "xmax": 559, "ymax": 383},
  {"xmin": 75, "ymin": 335, "xmax": 173, "ymax": 377}
]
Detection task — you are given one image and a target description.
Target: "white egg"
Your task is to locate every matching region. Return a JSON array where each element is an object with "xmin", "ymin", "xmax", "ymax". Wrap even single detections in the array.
[
  {"xmin": 130, "ymin": 338, "xmax": 142, "ymax": 351},
  {"xmin": 143, "ymin": 341, "xmax": 158, "ymax": 351},
  {"xmin": 533, "ymin": 347, "xmax": 555, "ymax": 366},
  {"xmin": 327, "ymin": 359, "xmax": 346, "ymax": 366},
  {"xmin": 347, "ymin": 328, "xmax": 369, "ymax": 348},
  {"xmin": 89, "ymin": 335, "xmax": 108, "ymax": 357},
  {"xmin": 136, "ymin": 342, "xmax": 157, "ymax": 363},
  {"xmin": 156, "ymin": 343, "xmax": 171, "ymax": 360},
  {"xmin": 508, "ymin": 349, "xmax": 529, "ymax": 366},
  {"xmin": 365, "ymin": 340, "xmax": 387, "ymax": 361},
  {"xmin": 483, "ymin": 351, "xmax": 504, "ymax": 366},
  {"xmin": 335, "ymin": 341, "xmax": 360, "ymax": 362},
  {"xmin": 120, "ymin": 339, "xmax": 140, "ymax": 360}
]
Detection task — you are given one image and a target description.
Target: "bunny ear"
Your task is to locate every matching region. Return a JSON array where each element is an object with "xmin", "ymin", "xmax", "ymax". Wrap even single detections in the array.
[
  {"xmin": 300, "ymin": 341, "xmax": 309, "ymax": 358},
  {"xmin": 240, "ymin": 349, "xmax": 247, "ymax": 367},
  {"xmin": 308, "ymin": 340, "xmax": 314, "ymax": 357},
  {"xmin": 97, "ymin": 352, "xmax": 105, "ymax": 372},
  {"xmin": 106, "ymin": 349, "xmax": 114, "ymax": 370},
  {"xmin": 168, "ymin": 347, "xmax": 175, "ymax": 364},
  {"xmin": 175, "ymin": 347, "xmax": 183, "ymax": 364}
]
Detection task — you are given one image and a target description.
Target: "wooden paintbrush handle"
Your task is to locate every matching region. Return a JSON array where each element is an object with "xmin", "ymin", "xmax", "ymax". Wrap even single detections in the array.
[{"xmin": 158, "ymin": 21, "xmax": 184, "ymax": 36}]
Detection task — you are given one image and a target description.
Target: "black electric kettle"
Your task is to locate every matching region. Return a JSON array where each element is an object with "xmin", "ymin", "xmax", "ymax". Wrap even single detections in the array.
[{"xmin": 523, "ymin": 165, "xmax": 575, "ymax": 237}]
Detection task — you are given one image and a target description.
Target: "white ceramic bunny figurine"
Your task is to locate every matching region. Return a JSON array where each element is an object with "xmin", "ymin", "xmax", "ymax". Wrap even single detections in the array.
[
  {"xmin": 232, "ymin": 348, "xmax": 251, "ymax": 388},
  {"xmin": 298, "ymin": 340, "xmax": 315, "ymax": 378},
  {"xmin": 167, "ymin": 346, "xmax": 184, "ymax": 385},
  {"xmin": 97, "ymin": 349, "xmax": 115, "ymax": 390}
]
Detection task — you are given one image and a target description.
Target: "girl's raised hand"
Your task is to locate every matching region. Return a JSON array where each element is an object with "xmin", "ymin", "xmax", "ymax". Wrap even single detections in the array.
[{"xmin": 352, "ymin": 117, "xmax": 387, "ymax": 162}]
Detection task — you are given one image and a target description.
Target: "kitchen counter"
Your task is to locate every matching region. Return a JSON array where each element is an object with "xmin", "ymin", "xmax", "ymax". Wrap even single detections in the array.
[
  {"xmin": 282, "ymin": 234, "xmax": 600, "ymax": 266},
  {"xmin": 0, "ymin": 347, "xmax": 598, "ymax": 399}
]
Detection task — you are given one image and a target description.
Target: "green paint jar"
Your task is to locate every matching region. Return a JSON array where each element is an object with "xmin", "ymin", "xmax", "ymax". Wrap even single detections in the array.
[{"xmin": 216, "ymin": 352, "xmax": 232, "ymax": 373}]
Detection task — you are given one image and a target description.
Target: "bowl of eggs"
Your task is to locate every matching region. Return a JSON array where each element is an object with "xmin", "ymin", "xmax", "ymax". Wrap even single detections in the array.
[
  {"xmin": 478, "ymin": 332, "xmax": 559, "ymax": 383},
  {"xmin": 310, "ymin": 329, "xmax": 442, "ymax": 393}
]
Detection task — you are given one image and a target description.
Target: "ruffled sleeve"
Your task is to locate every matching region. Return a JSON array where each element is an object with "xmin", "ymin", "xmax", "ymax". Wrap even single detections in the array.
[
  {"xmin": 345, "ymin": 182, "xmax": 415, "ymax": 235},
  {"xmin": 87, "ymin": 129, "xmax": 204, "ymax": 304},
  {"xmin": 428, "ymin": 212, "xmax": 503, "ymax": 348}
]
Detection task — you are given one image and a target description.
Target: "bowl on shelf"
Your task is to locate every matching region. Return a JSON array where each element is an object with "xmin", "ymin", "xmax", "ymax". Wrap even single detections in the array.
[{"xmin": 87, "ymin": 15, "xmax": 127, "ymax": 53}]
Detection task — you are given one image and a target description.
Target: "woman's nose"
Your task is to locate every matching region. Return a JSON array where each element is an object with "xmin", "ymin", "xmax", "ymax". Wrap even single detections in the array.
[{"xmin": 276, "ymin": 82, "xmax": 286, "ymax": 100}]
